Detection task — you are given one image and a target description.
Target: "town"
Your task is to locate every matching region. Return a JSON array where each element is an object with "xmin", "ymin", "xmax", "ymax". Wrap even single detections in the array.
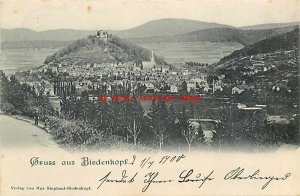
[{"xmin": 3, "ymin": 28, "xmax": 299, "ymax": 150}]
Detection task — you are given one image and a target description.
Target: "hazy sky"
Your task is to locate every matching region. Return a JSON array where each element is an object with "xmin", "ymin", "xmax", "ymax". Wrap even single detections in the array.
[{"xmin": 0, "ymin": 0, "xmax": 299, "ymax": 31}]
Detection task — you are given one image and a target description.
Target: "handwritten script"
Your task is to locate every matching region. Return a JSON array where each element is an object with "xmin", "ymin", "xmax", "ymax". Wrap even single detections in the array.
[{"xmin": 94, "ymin": 154, "xmax": 291, "ymax": 192}]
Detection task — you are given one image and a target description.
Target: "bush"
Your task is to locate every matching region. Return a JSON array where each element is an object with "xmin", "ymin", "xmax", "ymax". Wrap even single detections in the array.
[
  {"xmin": 0, "ymin": 102, "xmax": 17, "ymax": 114},
  {"xmin": 47, "ymin": 116, "xmax": 125, "ymax": 149}
]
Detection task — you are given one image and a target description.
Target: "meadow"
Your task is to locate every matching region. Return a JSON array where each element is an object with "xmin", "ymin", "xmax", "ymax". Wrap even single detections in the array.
[
  {"xmin": 137, "ymin": 41, "xmax": 243, "ymax": 65},
  {"xmin": 0, "ymin": 48, "xmax": 60, "ymax": 75}
]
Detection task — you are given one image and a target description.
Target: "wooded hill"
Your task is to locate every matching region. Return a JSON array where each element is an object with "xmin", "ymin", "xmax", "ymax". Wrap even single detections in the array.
[
  {"xmin": 44, "ymin": 34, "xmax": 165, "ymax": 65},
  {"xmin": 220, "ymin": 28, "xmax": 299, "ymax": 62},
  {"xmin": 128, "ymin": 26, "xmax": 298, "ymax": 46}
]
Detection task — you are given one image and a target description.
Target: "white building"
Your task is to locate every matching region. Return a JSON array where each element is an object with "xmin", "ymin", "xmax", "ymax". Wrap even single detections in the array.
[
  {"xmin": 142, "ymin": 82, "xmax": 155, "ymax": 89},
  {"xmin": 161, "ymin": 66, "xmax": 170, "ymax": 73},
  {"xmin": 232, "ymin": 86, "xmax": 244, "ymax": 94},
  {"xmin": 187, "ymin": 82, "xmax": 196, "ymax": 92},
  {"xmin": 170, "ymin": 85, "xmax": 178, "ymax": 93}
]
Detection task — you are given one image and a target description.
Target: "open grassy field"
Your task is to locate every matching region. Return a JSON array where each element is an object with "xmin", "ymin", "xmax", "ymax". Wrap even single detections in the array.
[
  {"xmin": 137, "ymin": 41, "xmax": 243, "ymax": 65},
  {"xmin": 0, "ymin": 48, "xmax": 60, "ymax": 75}
]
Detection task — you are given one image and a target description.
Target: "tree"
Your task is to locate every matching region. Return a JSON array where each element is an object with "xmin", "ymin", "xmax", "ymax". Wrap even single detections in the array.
[
  {"xmin": 127, "ymin": 118, "xmax": 141, "ymax": 146},
  {"xmin": 207, "ymin": 75, "xmax": 219, "ymax": 84},
  {"xmin": 215, "ymin": 104, "xmax": 268, "ymax": 149},
  {"xmin": 236, "ymin": 110, "xmax": 267, "ymax": 147},
  {"xmin": 0, "ymin": 71, "xmax": 53, "ymax": 118},
  {"xmin": 165, "ymin": 104, "xmax": 185, "ymax": 148},
  {"xmin": 182, "ymin": 121, "xmax": 201, "ymax": 152},
  {"xmin": 93, "ymin": 100, "xmax": 112, "ymax": 135},
  {"xmin": 148, "ymin": 101, "xmax": 170, "ymax": 150},
  {"xmin": 181, "ymin": 81, "xmax": 188, "ymax": 95},
  {"xmin": 213, "ymin": 105, "xmax": 237, "ymax": 149},
  {"xmin": 178, "ymin": 106, "xmax": 189, "ymax": 131},
  {"xmin": 125, "ymin": 100, "xmax": 144, "ymax": 146}
]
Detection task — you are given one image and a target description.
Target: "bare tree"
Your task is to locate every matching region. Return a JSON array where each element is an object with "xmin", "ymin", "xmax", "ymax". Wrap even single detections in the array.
[
  {"xmin": 152, "ymin": 125, "xmax": 168, "ymax": 150},
  {"xmin": 182, "ymin": 121, "xmax": 200, "ymax": 152},
  {"xmin": 127, "ymin": 118, "xmax": 141, "ymax": 147}
]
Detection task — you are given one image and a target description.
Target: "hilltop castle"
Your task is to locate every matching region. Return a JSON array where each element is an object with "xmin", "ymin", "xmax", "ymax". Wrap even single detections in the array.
[{"xmin": 96, "ymin": 30, "xmax": 109, "ymax": 42}]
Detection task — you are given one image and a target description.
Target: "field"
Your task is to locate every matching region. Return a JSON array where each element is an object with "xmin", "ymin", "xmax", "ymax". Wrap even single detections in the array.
[
  {"xmin": 137, "ymin": 41, "xmax": 243, "ymax": 65},
  {"xmin": 0, "ymin": 48, "xmax": 60, "ymax": 75}
]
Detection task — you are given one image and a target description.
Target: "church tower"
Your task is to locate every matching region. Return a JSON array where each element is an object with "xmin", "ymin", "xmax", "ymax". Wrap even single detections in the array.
[{"xmin": 151, "ymin": 51, "xmax": 155, "ymax": 63}]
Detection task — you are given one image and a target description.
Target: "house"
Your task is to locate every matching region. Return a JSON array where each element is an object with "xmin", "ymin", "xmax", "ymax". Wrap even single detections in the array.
[
  {"xmin": 115, "ymin": 80, "xmax": 124, "ymax": 87},
  {"xmin": 161, "ymin": 65, "xmax": 170, "ymax": 73},
  {"xmin": 232, "ymin": 86, "xmax": 244, "ymax": 94},
  {"xmin": 272, "ymin": 86, "xmax": 281, "ymax": 91},
  {"xmin": 144, "ymin": 88, "xmax": 159, "ymax": 93},
  {"xmin": 51, "ymin": 66, "xmax": 58, "ymax": 73},
  {"xmin": 187, "ymin": 82, "xmax": 196, "ymax": 92},
  {"xmin": 170, "ymin": 85, "xmax": 178, "ymax": 93},
  {"xmin": 133, "ymin": 66, "xmax": 141, "ymax": 71},
  {"xmin": 142, "ymin": 82, "xmax": 155, "ymax": 89},
  {"xmin": 88, "ymin": 95, "xmax": 99, "ymax": 101},
  {"xmin": 237, "ymin": 103, "xmax": 247, "ymax": 109},
  {"xmin": 48, "ymin": 97, "xmax": 61, "ymax": 113},
  {"xmin": 133, "ymin": 71, "xmax": 141, "ymax": 76},
  {"xmin": 267, "ymin": 116, "xmax": 289, "ymax": 124},
  {"xmin": 241, "ymin": 107, "xmax": 263, "ymax": 111},
  {"xmin": 182, "ymin": 71, "xmax": 190, "ymax": 76},
  {"xmin": 75, "ymin": 84, "xmax": 82, "ymax": 90},
  {"xmin": 213, "ymin": 81, "xmax": 223, "ymax": 92},
  {"xmin": 106, "ymin": 85, "xmax": 112, "ymax": 94},
  {"xmin": 190, "ymin": 78, "xmax": 201, "ymax": 84},
  {"xmin": 203, "ymin": 86, "xmax": 210, "ymax": 93},
  {"xmin": 44, "ymin": 83, "xmax": 55, "ymax": 96},
  {"xmin": 112, "ymin": 71, "xmax": 119, "ymax": 76},
  {"xmin": 255, "ymin": 104, "xmax": 267, "ymax": 109}
]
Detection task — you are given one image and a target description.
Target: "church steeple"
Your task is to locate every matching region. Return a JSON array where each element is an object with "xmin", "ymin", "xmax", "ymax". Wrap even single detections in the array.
[{"xmin": 151, "ymin": 51, "xmax": 154, "ymax": 62}]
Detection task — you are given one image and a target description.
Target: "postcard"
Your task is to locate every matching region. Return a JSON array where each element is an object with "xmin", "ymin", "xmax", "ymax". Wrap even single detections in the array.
[{"xmin": 0, "ymin": 0, "xmax": 299, "ymax": 195}]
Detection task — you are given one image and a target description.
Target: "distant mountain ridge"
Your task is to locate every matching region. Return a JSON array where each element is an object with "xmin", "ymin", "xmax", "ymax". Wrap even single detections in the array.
[
  {"xmin": 2, "ymin": 19, "xmax": 298, "ymax": 41},
  {"xmin": 1, "ymin": 40, "xmax": 71, "ymax": 49},
  {"xmin": 239, "ymin": 21, "xmax": 299, "ymax": 30},
  {"xmin": 0, "ymin": 19, "xmax": 232, "ymax": 42},
  {"xmin": 109, "ymin": 18, "xmax": 233, "ymax": 38},
  {"xmin": 1, "ymin": 19, "xmax": 298, "ymax": 49},
  {"xmin": 127, "ymin": 26, "xmax": 298, "ymax": 46},
  {"xmin": 0, "ymin": 28, "xmax": 95, "ymax": 42}
]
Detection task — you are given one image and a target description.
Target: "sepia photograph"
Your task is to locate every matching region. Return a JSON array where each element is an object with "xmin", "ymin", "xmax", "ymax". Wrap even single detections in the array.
[{"xmin": 0, "ymin": 0, "xmax": 299, "ymax": 195}]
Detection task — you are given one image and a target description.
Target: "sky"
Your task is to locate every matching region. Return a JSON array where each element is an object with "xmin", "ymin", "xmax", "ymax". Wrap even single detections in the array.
[{"xmin": 0, "ymin": 0, "xmax": 299, "ymax": 31}]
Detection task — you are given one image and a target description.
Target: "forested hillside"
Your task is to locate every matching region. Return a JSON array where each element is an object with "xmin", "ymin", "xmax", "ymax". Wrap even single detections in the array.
[
  {"xmin": 220, "ymin": 28, "xmax": 299, "ymax": 61},
  {"xmin": 44, "ymin": 34, "xmax": 165, "ymax": 65},
  {"xmin": 128, "ymin": 26, "xmax": 298, "ymax": 46}
]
